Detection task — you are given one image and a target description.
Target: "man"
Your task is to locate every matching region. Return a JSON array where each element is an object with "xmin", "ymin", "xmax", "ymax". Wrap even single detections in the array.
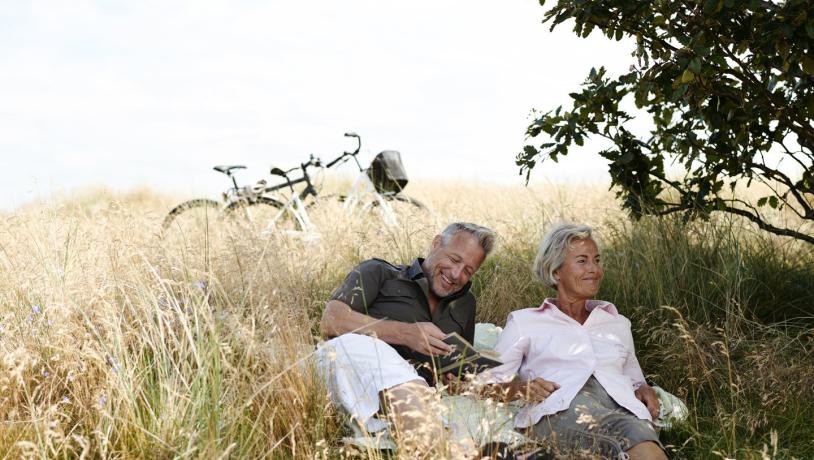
[{"xmin": 317, "ymin": 222, "xmax": 496, "ymax": 454}]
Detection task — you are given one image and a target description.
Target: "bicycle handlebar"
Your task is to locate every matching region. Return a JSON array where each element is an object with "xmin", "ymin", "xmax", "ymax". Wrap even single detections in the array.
[
  {"xmin": 323, "ymin": 133, "xmax": 363, "ymax": 171},
  {"xmin": 263, "ymin": 132, "xmax": 363, "ymax": 194}
]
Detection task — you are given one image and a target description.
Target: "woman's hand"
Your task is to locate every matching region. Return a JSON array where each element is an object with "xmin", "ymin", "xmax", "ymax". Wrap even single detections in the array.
[
  {"xmin": 634, "ymin": 384, "xmax": 661, "ymax": 419},
  {"xmin": 513, "ymin": 378, "xmax": 560, "ymax": 404}
]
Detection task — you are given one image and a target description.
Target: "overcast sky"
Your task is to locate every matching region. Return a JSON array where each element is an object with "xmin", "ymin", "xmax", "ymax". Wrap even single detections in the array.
[{"xmin": 0, "ymin": 0, "xmax": 639, "ymax": 210}]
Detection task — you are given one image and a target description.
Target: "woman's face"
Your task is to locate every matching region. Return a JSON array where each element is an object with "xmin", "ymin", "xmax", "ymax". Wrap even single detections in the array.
[{"xmin": 554, "ymin": 237, "xmax": 603, "ymax": 300}]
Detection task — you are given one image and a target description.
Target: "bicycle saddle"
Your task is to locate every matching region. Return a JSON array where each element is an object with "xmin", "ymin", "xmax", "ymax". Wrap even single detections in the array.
[
  {"xmin": 270, "ymin": 167, "xmax": 287, "ymax": 177},
  {"xmin": 213, "ymin": 165, "xmax": 246, "ymax": 175}
]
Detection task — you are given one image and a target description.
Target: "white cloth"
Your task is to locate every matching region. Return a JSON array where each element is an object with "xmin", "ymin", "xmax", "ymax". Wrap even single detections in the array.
[
  {"xmin": 315, "ymin": 333, "xmax": 423, "ymax": 432},
  {"xmin": 477, "ymin": 299, "xmax": 652, "ymax": 428}
]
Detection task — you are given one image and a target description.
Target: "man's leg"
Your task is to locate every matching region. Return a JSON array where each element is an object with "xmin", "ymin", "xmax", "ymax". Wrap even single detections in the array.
[
  {"xmin": 627, "ymin": 441, "xmax": 668, "ymax": 460},
  {"xmin": 381, "ymin": 379, "xmax": 446, "ymax": 456},
  {"xmin": 318, "ymin": 333, "xmax": 470, "ymax": 456}
]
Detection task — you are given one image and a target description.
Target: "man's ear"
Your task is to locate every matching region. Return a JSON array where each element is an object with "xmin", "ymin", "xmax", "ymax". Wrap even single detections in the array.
[{"xmin": 431, "ymin": 235, "xmax": 443, "ymax": 250}]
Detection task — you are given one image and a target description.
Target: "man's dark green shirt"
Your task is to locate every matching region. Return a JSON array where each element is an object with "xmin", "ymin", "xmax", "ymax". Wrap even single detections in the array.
[{"xmin": 330, "ymin": 258, "xmax": 477, "ymax": 380}]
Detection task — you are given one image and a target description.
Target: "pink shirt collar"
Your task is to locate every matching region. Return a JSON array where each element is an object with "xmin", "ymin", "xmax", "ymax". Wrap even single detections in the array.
[{"xmin": 537, "ymin": 298, "xmax": 619, "ymax": 316}]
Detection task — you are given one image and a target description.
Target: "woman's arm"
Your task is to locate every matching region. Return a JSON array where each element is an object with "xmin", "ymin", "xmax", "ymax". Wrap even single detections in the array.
[
  {"xmin": 621, "ymin": 322, "xmax": 660, "ymax": 418},
  {"xmin": 477, "ymin": 377, "xmax": 560, "ymax": 403},
  {"xmin": 465, "ymin": 313, "xmax": 562, "ymax": 402}
]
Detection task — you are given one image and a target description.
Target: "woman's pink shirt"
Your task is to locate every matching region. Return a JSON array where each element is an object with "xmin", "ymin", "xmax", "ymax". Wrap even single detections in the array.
[{"xmin": 481, "ymin": 299, "xmax": 651, "ymax": 427}]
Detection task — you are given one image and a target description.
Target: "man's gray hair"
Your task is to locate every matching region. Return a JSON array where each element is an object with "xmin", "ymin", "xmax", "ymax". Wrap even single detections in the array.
[
  {"xmin": 533, "ymin": 223, "xmax": 595, "ymax": 288},
  {"xmin": 440, "ymin": 222, "xmax": 496, "ymax": 256}
]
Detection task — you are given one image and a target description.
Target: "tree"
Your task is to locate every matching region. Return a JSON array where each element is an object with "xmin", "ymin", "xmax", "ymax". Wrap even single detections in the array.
[{"xmin": 518, "ymin": 0, "xmax": 814, "ymax": 244}]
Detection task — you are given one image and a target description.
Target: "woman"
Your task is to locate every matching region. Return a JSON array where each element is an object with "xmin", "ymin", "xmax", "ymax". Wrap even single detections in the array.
[{"xmin": 482, "ymin": 223, "xmax": 667, "ymax": 459}]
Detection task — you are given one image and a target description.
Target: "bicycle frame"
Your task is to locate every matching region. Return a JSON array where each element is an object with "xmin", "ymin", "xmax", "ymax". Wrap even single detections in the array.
[
  {"xmin": 342, "ymin": 173, "xmax": 399, "ymax": 227},
  {"xmin": 225, "ymin": 133, "xmax": 406, "ymax": 237},
  {"xmin": 261, "ymin": 194, "xmax": 318, "ymax": 238}
]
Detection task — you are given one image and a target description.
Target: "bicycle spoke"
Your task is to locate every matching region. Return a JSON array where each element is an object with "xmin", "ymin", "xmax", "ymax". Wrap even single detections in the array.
[{"xmin": 225, "ymin": 197, "xmax": 308, "ymax": 238}]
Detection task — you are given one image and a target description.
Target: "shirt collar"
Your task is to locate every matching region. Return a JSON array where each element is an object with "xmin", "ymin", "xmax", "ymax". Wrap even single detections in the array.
[
  {"xmin": 405, "ymin": 258, "xmax": 426, "ymax": 280},
  {"xmin": 538, "ymin": 298, "xmax": 619, "ymax": 316}
]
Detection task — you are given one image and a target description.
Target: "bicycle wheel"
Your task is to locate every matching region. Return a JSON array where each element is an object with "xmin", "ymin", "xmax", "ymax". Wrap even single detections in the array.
[
  {"xmin": 225, "ymin": 196, "xmax": 305, "ymax": 235},
  {"xmin": 160, "ymin": 198, "xmax": 224, "ymax": 267},
  {"xmin": 306, "ymin": 193, "xmax": 351, "ymax": 229},
  {"xmin": 312, "ymin": 193, "xmax": 431, "ymax": 228}
]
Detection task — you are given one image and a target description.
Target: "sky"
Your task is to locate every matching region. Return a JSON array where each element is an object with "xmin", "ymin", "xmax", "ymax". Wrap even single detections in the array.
[{"xmin": 0, "ymin": 0, "xmax": 640, "ymax": 210}]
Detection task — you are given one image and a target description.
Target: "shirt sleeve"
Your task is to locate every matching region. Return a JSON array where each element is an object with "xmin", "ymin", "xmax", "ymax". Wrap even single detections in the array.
[
  {"xmin": 475, "ymin": 312, "xmax": 529, "ymax": 384},
  {"xmin": 330, "ymin": 260, "xmax": 385, "ymax": 315},
  {"xmin": 621, "ymin": 321, "xmax": 647, "ymax": 388}
]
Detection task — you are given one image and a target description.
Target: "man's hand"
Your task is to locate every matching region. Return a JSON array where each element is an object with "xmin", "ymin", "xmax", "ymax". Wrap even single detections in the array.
[
  {"xmin": 513, "ymin": 378, "xmax": 560, "ymax": 404},
  {"xmin": 401, "ymin": 322, "xmax": 452, "ymax": 356},
  {"xmin": 634, "ymin": 384, "xmax": 661, "ymax": 420}
]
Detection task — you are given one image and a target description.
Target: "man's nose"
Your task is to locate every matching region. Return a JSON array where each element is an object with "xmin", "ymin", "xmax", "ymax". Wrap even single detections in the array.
[{"xmin": 450, "ymin": 264, "xmax": 464, "ymax": 280}]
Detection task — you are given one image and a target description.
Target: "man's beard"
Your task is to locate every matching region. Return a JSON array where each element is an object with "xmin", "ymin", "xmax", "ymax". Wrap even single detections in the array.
[{"xmin": 427, "ymin": 275, "xmax": 457, "ymax": 299}]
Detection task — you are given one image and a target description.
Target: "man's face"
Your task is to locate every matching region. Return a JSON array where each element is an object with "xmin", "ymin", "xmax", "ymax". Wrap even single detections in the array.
[{"xmin": 423, "ymin": 232, "xmax": 486, "ymax": 299}]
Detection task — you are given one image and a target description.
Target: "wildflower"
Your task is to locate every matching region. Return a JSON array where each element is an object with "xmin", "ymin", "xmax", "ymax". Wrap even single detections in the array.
[
  {"xmin": 42, "ymin": 370, "xmax": 50, "ymax": 378},
  {"xmin": 98, "ymin": 393, "xmax": 107, "ymax": 407},
  {"xmin": 194, "ymin": 280, "xmax": 207, "ymax": 290},
  {"xmin": 106, "ymin": 355, "xmax": 120, "ymax": 374},
  {"xmin": 61, "ymin": 396, "xmax": 70, "ymax": 404},
  {"xmin": 31, "ymin": 305, "xmax": 41, "ymax": 314}
]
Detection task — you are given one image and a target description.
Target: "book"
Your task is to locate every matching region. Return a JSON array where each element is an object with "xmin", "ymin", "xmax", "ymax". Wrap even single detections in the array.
[{"xmin": 434, "ymin": 331, "xmax": 503, "ymax": 377}]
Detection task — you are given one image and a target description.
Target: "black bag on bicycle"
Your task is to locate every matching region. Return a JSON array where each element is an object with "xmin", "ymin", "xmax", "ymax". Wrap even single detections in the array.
[{"xmin": 367, "ymin": 150, "xmax": 408, "ymax": 194}]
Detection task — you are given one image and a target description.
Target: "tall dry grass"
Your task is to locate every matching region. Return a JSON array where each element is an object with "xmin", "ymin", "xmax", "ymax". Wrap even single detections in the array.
[{"xmin": 0, "ymin": 183, "xmax": 812, "ymax": 458}]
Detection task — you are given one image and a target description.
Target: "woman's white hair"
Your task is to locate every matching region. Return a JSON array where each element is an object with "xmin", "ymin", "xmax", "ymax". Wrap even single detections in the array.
[{"xmin": 533, "ymin": 223, "xmax": 595, "ymax": 288}]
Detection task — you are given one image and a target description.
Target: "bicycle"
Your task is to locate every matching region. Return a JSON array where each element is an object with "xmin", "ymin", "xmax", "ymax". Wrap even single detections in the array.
[{"xmin": 160, "ymin": 133, "xmax": 428, "ymax": 247}]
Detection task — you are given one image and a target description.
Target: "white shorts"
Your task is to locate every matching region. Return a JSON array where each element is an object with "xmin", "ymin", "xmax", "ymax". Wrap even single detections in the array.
[{"xmin": 315, "ymin": 333, "xmax": 423, "ymax": 432}]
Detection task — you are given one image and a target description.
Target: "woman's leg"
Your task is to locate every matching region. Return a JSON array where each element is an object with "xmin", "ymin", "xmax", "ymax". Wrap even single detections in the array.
[{"xmin": 529, "ymin": 377, "xmax": 665, "ymax": 459}]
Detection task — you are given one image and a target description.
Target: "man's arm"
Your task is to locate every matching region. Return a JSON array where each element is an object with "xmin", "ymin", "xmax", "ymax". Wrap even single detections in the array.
[{"xmin": 320, "ymin": 300, "xmax": 452, "ymax": 356}]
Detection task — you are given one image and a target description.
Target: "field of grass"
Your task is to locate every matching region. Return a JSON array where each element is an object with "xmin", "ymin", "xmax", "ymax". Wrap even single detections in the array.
[{"xmin": 0, "ymin": 182, "xmax": 812, "ymax": 459}]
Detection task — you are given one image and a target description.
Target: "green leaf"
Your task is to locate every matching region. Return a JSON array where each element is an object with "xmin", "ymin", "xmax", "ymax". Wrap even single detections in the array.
[
  {"xmin": 671, "ymin": 84, "xmax": 689, "ymax": 100},
  {"xmin": 768, "ymin": 196, "xmax": 779, "ymax": 209},
  {"xmin": 757, "ymin": 197, "xmax": 767, "ymax": 207},
  {"xmin": 688, "ymin": 58, "xmax": 702, "ymax": 75},
  {"xmin": 680, "ymin": 69, "xmax": 695, "ymax": 83}
]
